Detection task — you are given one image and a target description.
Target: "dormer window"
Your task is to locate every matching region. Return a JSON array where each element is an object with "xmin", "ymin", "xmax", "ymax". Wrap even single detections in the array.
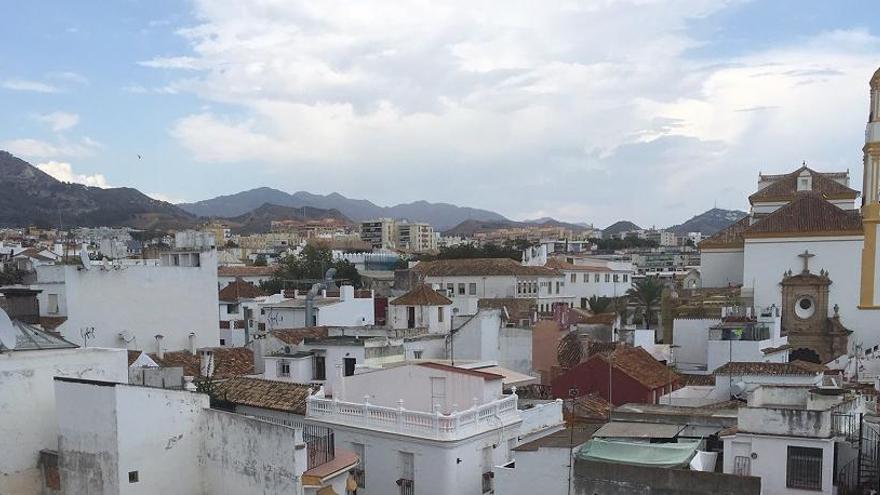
[{"xmin": 797, "ymin": 171, "xmax": 812, "ymax": 191}]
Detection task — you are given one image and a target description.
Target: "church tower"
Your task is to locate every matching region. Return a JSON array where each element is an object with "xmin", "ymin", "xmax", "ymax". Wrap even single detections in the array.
[{"xmin": 860, "ymin": 67, "xmax": 880, "ymax": 308}]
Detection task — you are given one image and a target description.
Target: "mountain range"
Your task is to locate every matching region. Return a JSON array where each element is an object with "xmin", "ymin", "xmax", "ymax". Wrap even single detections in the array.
[
  {"xmin": 0, "ymin": 151, "xmax": 195, "ymax": 229},
  {"xmin": 0, "ymin": 150, "xmax": 747, "ymax": 237},
  {"xmin": 178, "ymin": 187, "xmax": 507, "ymax": 231}
]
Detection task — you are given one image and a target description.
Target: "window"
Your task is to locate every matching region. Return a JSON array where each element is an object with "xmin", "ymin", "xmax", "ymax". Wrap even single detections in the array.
[
  {"xmin": 458, "ymin": 283, "xmax": 466, "ymax": 295},
  {"xmin": 786, "ymin": 446, "xmax": 822, "ymax": 491},
  {"xmin": 47, "ymin": 294, "xmax": 59, "ymax": 314},
  {"xmin": 413, "ymin": 350, "xmax": 423, "ymax": 359},
  {"xmin": 469, "ymin": 282, "xmax": 477, "ymax": 295},
  {"xmin": 623, "ymin": 274, "xmax": 629, "ymax": 282},
  {"xmin": 733, "ymin": 456, "xmax": 751, "ymax": 476},
  {"xmin": 128, "ymin": 471, "xmax": 139, "ymax": 483},
  {"xmin": 344, "ymin": 357, "xmax": 356, "ymax": 377},
  {"xmin": 555, "ymin": 281, "xmax": 561, "ymax": 294},
  {"xmin": 613, "ymin": 274, "xmax": 619, "ymax": 283},
  {"xmin": 313, "ymin": 355, "xmax": 326, "ymax": 381},
  {"xmin": 438, "ymin": 307, "xmax": 444, "ymax": 323},
  {"xmin": 605, "ymin": 274, "xmax": 611, "ymax": 283},
  {"xmin": 594, "ymin": 273, "xmax": 600, "ymax": 283},
  {"xmin": 219, "ymin": 338, "xmax": 226, "ymax": 346},
  {"xmin": 279, "ymin": 360, "xmax": 290, "ymax": 377},
  {"xmin": 570, "ymin": 274, "xmax": 576, "ymax": 283},
  {"xmin": 226, "ymin": 303, "xmax": 239, "ymax": 314},
  {"xmin": 583, "ymin": 273, "xmax": 589, "ymax": 283},
  {"xmin": 447, "ymin": 283, "xmax": 454, "ymax": 296}
]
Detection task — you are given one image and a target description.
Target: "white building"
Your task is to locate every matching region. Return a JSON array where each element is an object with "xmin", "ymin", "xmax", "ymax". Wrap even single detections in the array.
[
  {"xmin": 217, "ymin": 278, "xmax": 265, "ymax": 347},
  {"xmin": 412, "ymin": 257, "xmax": 569, "ymax": 315},
  {"xmin": 388, "ymin": 284, "xmax": 453, "ymax": 334},
  {"xmin": 306, "ymin": 362, "xmax": 564, "ymax": 495},
  {"xmin": 54, "ymin": 377, "xmax": 355, "ymax": 495},
  {"xmin": 0, "ymin": 309, "xmax": 128, "ymax": 495},
  {"xmin": 721, "ymin": 383, "xmax": 867, "ymax": 494},
  {"xmin": 29, "ymin": 250, "xmax": 219, "ymax": 351},
  {"xmin": 174, "ymin": 229, "xmax": 216, "ymax": 250},
  {"xmin": 360, "ymin": 218, "xmax": 397, "ymax": 250},
  {"xmin": 259, "ymin": 285, "xmax": 375, "ymax": 328},
  {"xmin": 396, "ymin": 221, "xmax": 437, "ymax": 253}
]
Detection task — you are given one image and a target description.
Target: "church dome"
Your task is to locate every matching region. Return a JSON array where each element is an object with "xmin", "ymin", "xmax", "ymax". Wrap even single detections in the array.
[{"xmin": 872, "ymin": 66, "xmax": 880, "ymax": 90}]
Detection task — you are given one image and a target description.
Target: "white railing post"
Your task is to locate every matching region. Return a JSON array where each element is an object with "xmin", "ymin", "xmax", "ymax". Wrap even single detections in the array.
[
  {"xmin": 363, "ymin": 395, "xmax": 370, "ymax": 423},
  {"xmin": 433, "ymin": 404, "xmax": 441, "ymax": 433},
  {"xmin": 398, "ymin": 399, "xmax": 405, "ymax": 428}
]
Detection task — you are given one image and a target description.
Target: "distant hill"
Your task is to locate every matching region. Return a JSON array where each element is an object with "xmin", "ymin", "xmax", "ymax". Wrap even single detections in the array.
[
  {"xmin": 602, "ymin": 220, "xmax": 641, "ymax": 236},
  {"xmin": 444, "ymin": 218, "xmax": 591, "ymax": 237},
  {"xmin": 668, "ymin": 208, "xmax": 747, "ymax": 236},
  {"xmin": 222, "ymin": 203, "xmax": 352, "ymax": 235},
  {"xmin": 0, "ymin": 151, "xmax": 195, "ymax": 229},
  {"xmin": 178, "ymin": 187, "xmax": 508, "ymax": 231}
]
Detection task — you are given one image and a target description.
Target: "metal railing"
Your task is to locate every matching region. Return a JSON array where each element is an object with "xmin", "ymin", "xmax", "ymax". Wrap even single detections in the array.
[
  {"xmin": 397, "ymin": 478, "xmax": 415, "ymax": 495},
  {"xmin": 733, "ymin": 456, "xmax": 751, "ymax": 476},
  {"xmin": 304, "ymin": 424, "xmax": 335, "ymax": 470}
]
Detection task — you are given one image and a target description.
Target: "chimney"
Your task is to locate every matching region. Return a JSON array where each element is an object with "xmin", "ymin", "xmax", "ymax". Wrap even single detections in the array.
[
  {"xmin": 189, "ymin": 332, "xmax": 197, "ymax": 355},
  {"xmin": 155, "ymin": 334, "xmax": 165, "ymax": 360},
  {"xmin": 340, "ymin": 285, "xmax": 355, "ymax": 301},
  {"xmin": 0, "ymin": 288, "xmax": 42, "ymax": 324}
]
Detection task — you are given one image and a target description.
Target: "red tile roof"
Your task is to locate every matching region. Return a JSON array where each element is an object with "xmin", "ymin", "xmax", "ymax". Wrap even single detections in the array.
[
  {"xmin": 271, "ymin": 327, "xmax": 330, "ymax": 345},
  {"xmin": 214, "ymin": 376, "xmax": 316, "ymax": 414},
  {"xmin": 749, "ymin": 166, "xmax": 858, "ymax": 204},
  {"xmin": 219, "ymin": 278, "xmax": 266, "ymax": 301},
  {"xmin": 149, "ymin": 347, "xmax": 254, "ymax": 379},
  {"xmin": 713, "ymin": 361, "xmax": 820, "ymax": 376},
  {"xmin": 698, "ymin": 216, "xmax": 750, "ymax": 250},
  {"xmin": 744, "ymin": 192, "xmax": 862, "ymax": 238},
  {"xmin": 677, "ymin": 373, "xmax": 715, "ymax": 386},
  {"xmin": 595, "ymin": 347, "xmax": 677, "ymax": 389},
  {"xmin": 412, "ymin": 258, "xmax": 560, "ymax": 277},
  {"xmin": 389, "ymin": 284, "xmax": 452, "ymax": 306},
  {"xmin": 567, "ymin": 393, "xmax": 612, "ymax": 420}
]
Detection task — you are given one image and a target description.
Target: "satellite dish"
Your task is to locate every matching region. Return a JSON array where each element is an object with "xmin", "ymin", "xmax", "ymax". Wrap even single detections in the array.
[
  {"xmin": 80, "ymin": 247, "xmax": 92, "ymax": 270},
  {"xmin": 731, "ymin": 381, "xmax": 747, "ymax": 398},
  {"xmin": 0, "ymin": 308, "xmax": 17, "ymax": 350}
]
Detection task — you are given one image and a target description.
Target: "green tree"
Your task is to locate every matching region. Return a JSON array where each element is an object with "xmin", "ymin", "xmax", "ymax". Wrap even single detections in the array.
[
  {"xmin": 253, "ymin": 254, "xmax": 268, "ymax": 266},
  {"xmin": 626, "ymin": 277, "xmax": 664, "ymax": 329},
  {"xmin": 586, "ymin": 295, "xmax": 611, "ymax": 314},
  {"xmin": 261, "ymin": 245, "xmax": 361, "ymax": 294},
  {"xmin": 0, "ymin": 268, "xmax": 25, "ymax": 286}
]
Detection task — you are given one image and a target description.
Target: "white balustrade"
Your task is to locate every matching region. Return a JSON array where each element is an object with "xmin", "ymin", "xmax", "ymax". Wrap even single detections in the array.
[{"xmin": 306, "ymin": 393, "xmax": 520, "ymax": 440}]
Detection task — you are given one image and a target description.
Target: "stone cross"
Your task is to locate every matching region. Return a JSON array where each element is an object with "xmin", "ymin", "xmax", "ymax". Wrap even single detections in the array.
[{"xmin": 798, "ymin": 250, "xmax": 815, "ymax": 274}]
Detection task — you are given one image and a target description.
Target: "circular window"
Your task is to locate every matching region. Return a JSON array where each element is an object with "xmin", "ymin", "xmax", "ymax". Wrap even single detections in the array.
[{"xmin": 795, "ymin": 296, "xmax": 815, "ymax": 319}]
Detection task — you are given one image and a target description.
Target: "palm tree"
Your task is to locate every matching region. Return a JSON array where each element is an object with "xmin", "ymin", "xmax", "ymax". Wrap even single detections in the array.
[
  {"xmin": 586, "ymin": 295, "xmax": 611, "ymax": 314},
  {"xmin": 626, "ymin": 277, "xmax": 664, "ymax": 329}
]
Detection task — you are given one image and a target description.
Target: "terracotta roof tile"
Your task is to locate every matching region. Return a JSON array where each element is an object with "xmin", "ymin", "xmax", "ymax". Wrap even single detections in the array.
[
  {"xmin": 128, "ymin": 350, "xmax": 143, "ymax": 366},
  {"xmin": 677, "ymin": 373, "xmax": 715, "ymax": 386},
  {"xmin": 597, "ymin": 347, "xmax": 677, "ymax": 389},
  {"xmin": 149, "ymin": 347, "xmax": 254, "ymax": 379},
  {"xmin": 567, "ymin": 393, "xmax": 612, "ymax": 420},
  {"xmin": 744, "ymin": 192, "xmax": 862, "ymax": 237},
  {"xmin": 698, "ymin": 216, "xmax": 750, "ymax": 250},
  {"xmin": 713, "ymin": 361, "xmax": 820, "ymax": 376},
  {"xmin": 214, "ymin": 376, "xmax": 316, "ymax": 414},
  {"xmin": 219, "ymin": 278, "xmax": 266, "ymax": 301},
  {"xmin": 389, "ymin": 284, "xmax": 452, "ymax": 306},
  {"xmin": 412, "ymin": 258, "xmax": 560, "ymax": 277},
  {"xmin": 477, "ymin": 298, "xmax": 535, "ymax": 322},
  {"xmin": 271, "ymin": 327, "xmax": 330, "ymax": 345},
  {"xmin": 545, "ymin": 257, "xmax": 612, "ymax": 272},
  {"xmin": 749, "ymin": 166, "xmax": 858, "ymax": 204}
]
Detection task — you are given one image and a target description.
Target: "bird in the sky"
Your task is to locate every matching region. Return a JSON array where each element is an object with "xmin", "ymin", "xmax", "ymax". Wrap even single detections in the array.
[{"xmin": 137, "ymin": 154, "xmax": 142, "ymax": 160}]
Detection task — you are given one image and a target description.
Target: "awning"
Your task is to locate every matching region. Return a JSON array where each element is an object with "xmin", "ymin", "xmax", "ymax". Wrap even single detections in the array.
[
  {"xmin": 576, "ymin": 439, "xmax": 701, "ymax": 468},
  {"xmin": 593, "ymin": 421, "xmax": 685, "ymax": 439}
]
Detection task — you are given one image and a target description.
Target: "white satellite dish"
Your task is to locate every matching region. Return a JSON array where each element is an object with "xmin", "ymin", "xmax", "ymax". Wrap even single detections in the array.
[
  {"xmin": 80, "ymin": 247, "xmax": 92, "ymax": 270},
  {"xmin": 0, "ymin": 308, "xmax": 17, "ymax": 350}
]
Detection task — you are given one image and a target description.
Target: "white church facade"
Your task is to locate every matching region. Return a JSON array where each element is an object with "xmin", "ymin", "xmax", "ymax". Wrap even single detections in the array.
[{"xmin": 699, "ymin": 67, "xmax": 880, "ymax": 366}]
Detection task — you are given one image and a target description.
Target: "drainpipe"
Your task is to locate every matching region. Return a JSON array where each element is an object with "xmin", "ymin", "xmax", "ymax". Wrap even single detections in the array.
[{"xmin": 305, "ymin": 268, "xmax": 337, "ymax": 327}]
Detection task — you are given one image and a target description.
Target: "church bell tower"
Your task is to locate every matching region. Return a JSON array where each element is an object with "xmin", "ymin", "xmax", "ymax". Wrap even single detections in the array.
[{"xmin": 860, "ymin": 67, "xmax": 880, "ymax": 308}]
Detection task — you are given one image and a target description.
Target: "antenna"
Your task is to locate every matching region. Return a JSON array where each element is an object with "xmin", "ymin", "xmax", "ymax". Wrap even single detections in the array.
[{"xmin": 0, "ymin": 308, "xmax": 17, "ymax": 351}]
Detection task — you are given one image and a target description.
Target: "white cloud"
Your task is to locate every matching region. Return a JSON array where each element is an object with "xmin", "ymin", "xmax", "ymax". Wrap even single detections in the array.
[
  {"xmin": 2, "ymin": 79, "xmax": 60, "ymax": 93},
  {"xmin": 34, "ymin": 111, "xmax": 80, "ymax": 132},
  {"xmin": 1, "ymin": 137, "xmax": 102, "ymax": 159},
  {"xmin": 36, "ymin": 161, "xmax": 110, "ymax": 188},
  {"xmin": 143, "ymin": 1, "xmax": 880, "ymax": 225}
]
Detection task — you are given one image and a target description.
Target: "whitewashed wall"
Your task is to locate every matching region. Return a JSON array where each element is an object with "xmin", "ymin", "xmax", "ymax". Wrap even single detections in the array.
[
  {"xmin": 0, "ymin": 347, "xmax": 127, "ymax": 495},
  {"xmin": 452, "ymin": 311, "xmax": 502, "ymax": 364},
  {"xmin": 671, "ymin": 318, "xmax": 717, "ymax": 371},
  {"xmin": 499, "ymin": 327, "xmax": 532, "ymax": 375},
  {"xmin": 33, "ymin": 252, "xmax": 219, "ymax": 351},
  {"xmin": 700, "ymin": 249, "xmax": 744, "ymax": 288},
  {"xmin": 495, "ymin": 446, "xmax": 569, "ymax": 495},
  {"xmin": 723, "ymin": 434, "xmax": 834, "ymax": 495}
]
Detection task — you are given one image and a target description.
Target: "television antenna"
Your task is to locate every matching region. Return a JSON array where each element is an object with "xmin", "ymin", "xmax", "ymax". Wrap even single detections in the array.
[
  {"xmin": 80, "ymin": 326, "xmax": 95, "ymax": 347},
  {"xmin": 0, "ymin": 308, "xmax": 17, "ymax": 351}
]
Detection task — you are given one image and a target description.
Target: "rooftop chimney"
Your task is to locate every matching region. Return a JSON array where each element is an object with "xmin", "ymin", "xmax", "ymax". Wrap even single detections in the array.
[
  {"xmin": 0, "ymin": 287, "xmax": 42, "ymax": 324},
  {"xmin": 155, "ymin": 334, "xmax": 165, "ymax": 360},
  {"xmin": 188, "ymin": 332, "xmax": 197, "ymax": 355}
]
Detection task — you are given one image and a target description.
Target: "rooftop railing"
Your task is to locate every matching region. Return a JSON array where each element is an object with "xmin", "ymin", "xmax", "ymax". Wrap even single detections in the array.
[{"xmin": 307, "ymin": 393, "xmax": 520, "ymax": 441}]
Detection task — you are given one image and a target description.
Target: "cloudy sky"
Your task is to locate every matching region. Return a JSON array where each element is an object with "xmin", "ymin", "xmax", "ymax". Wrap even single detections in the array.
[{"xmin": 3, "ymin": 1, "xmax": 880, "ymax": 228}]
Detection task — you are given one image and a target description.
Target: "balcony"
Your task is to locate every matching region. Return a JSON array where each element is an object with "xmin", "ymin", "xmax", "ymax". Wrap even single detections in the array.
[
  {"xmin": 304, "ymin": 424, "xmax": 335, "ymax": 470},
  {"xmin": 397, "ymin": 478, "xmax": 415, "ymax": 495},
  {"xmin": 307, "ymin": 393, "xmax": 521, "ymax": 441}
]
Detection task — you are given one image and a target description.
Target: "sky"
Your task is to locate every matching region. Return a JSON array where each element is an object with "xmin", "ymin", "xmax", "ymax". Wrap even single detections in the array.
[{"xmin": 2, "ymin": 1, "xmax": 880, "ymax": 228}]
